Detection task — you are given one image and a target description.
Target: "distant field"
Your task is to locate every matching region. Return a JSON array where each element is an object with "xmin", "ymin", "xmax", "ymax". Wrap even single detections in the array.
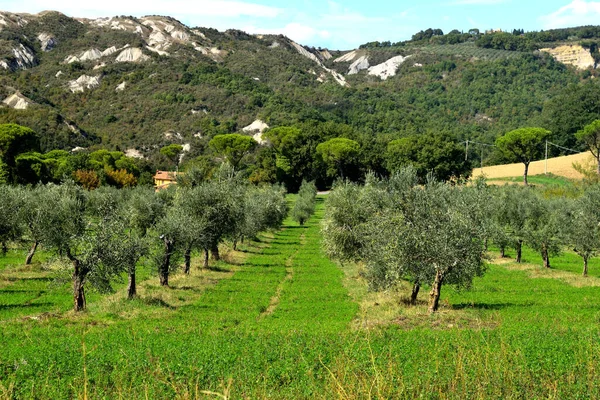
[{"xmin": 472, "ymin": 152, "xmax": 592, "ymax": 181}]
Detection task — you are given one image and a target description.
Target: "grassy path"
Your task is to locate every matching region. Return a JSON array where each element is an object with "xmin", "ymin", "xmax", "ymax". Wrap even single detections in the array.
[{"xmin": 173, "ymin": 197, "xmax": 357, "ymax": 335}]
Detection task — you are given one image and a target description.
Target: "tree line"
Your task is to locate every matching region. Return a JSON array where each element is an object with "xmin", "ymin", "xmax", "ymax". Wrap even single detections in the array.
[
  {"xmin": 0, "ymin": 165, "xmax": 287, "ymax": 311},
  {"xmin": 322, "ymin": 169, "xmax": 600, "ymax": 313}
]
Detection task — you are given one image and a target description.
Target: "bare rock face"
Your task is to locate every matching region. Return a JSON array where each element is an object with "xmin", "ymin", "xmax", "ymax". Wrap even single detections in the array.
[
  {"xmin": 334, "ymin": 50, "xmax": 361, "ymax": 63},
  {"xmin": 289, "ymin": 41, "xmax": 347, "ymax": 87},
  {"xmin": 348, "ymin": 56, "xmax": 369, "ymax": 75},
  {"xmin": 37, "ymin": 33, "xmax": 57, "ymax": 51},
  {"xmin": 125, "ymin": 148, "xmax": 144, "ymax": 159},
  {"xmin": 243, "ymin": 120, "xmax": 270, "ymax": 144},
  {"xmin": 3, "ymin": 92, "xmax": 34, "ymax": 109},
  {"xmin": 1, "ymin": 44, "xmax": 37, "ymax": 71},
  {"xmin": 68, "ymin": 75, "xmax": 101, "ymax": 93},
  {"xmin": 541, "ymin": 45, "xmax": 595, "ymax": 70},
  {"xmin": 115, "ymin": 48, "xmax": 150, "ymax": 62},
  {"xmin": 368, "ymin": 55, "xmax": 411, "ymax": 80}
]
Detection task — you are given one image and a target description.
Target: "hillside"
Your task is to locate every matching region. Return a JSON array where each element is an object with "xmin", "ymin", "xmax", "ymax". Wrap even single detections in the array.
[{"xmin": 1, "ymin": 11, "xmax": 600, "ymax": 188}]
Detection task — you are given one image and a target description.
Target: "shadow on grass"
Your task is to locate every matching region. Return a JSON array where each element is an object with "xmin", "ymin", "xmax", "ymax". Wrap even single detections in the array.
[
  {"xmin": 452, "ymin": 302, "xmax": 522, "ymax": 310},
  {"xmin": 141, "ymin": 297, "xmax": 176, "ymax": 309},
  {"xmin": 174, "ymin": 286, "xmax": 204, "ymax": 293},
  {"xmin": 0, "ymin": 302, "xmax": 54, "ymax": 310},
  {"xmin": 0, "ymin": 289, "xmax": 47, "ymax": 294},
  {"xmin": 205, "ymin": 265, "xmax": 231, "ymax": 273}
]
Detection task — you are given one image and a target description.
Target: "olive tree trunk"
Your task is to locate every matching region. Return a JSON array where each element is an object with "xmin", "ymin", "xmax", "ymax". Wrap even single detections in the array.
[
  {"xmin": 410, "ymin": 282, "xmax": 420, "ymax": 305},
  {"xmin": 428, "ymin": 270, "xmax": 445, "ymax": 314},
  {"xmin": 516, "ymin": 240, "xmax": 523, "ymax": 263},
  {"xmin": 159, "ymin": 239, "xmax": 174, "ymax": 286},
  {"xmin": 583, "ymin": 255, "xmax": 589, "ymax": 277},
  {"xmin": 211, "ymin": 245, "xmax": 220, "ymax": 261},
  {"xmin": 68, "ymin": 252, "xmax": 86, "ymax": 312},
  {"xmin": 541, "ymin": 244, "xmax": 550, "ymax": 269},
  {"xmin": 500, "ymin": 246, "xmax": 506, "ymax": 258},
  {"xmin": 523, "ymin": 162, "xmax": 530, "ymax": 186},
  {"xmin": 127, "ymin": 267, "xmax": 136, "ymax": 300},
  {"xmin": 184, "ymin": 246, "xmax": 192, "ymax": 275},
  {"xmin": 202, "ymin": 248, "xmax": 209, "ymax": 269},
  {"xmin": 25, "ymin": 241, "xmax": 38, "ymax": 265}
]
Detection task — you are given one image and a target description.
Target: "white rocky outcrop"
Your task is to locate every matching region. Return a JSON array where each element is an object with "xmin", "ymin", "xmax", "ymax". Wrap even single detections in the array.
[
  {"xmin": 93, "ymin": 63, "xmax": 106, "ymax": 70},
  {"xmin": 80, "ymin": 48, "xmax": 103, "ymax": 62},
  {"xmin": 290, "ymin": 41, "xmax": 321, "ymax": 64},
  {"xmin": 55, "ymin": 70, "xmax": 63, "ymax": 78},
  {"xmin": 65, "ymin": 46, "xmax": 120, "ymax": 64},
  {"xmin": 368, "ymin": 55, "xmax": 411, "ymax": 80},
  {"xmin": 115, "ymin": 48, "xmax": 150, "ymax": 63},
  {"xmin": 102, "ymin": 46, "xmax": 118, "ymax": 56},
  {"xmin": 6, "ymin": 44, "xmax": 37, "ymax": 70},
  {"xmin": 125, "ymin": 148, "xmax": 144, "ymax": 159},
  {"xmin": 164, "ymin": 131, "xmax": 183, "ymax": 140},
  {"xmin": 541, "ymin": 45, "xmax": 595, "ymax": 70},
  {"xmin": 3, "ymin": 92, "xmax": 34, "ymax": 109},
  {"xmin": 348, "ymin": 56, "xmax": 369, "ymax": 75},
  {"xmin": 37, "ymin": 33, "xmax": 57, "ymax": 51},
  {"xmin": 290, "ymin": 41, "xmax": 347, "ymax": 87},
  {"xmin": 115, "ymin": 81, "xmax": 126, "ymax": 91},
  {"xmin": 320, "ymin": 50, "xmax": 333, "ymax": 60},
  {"xmin": 68, "ymin": 75, "xmax": 101, "ymax": 93},
  {"xmin": 334, "ymin": 50, "xmax": 360, "ymax": 63},
  {"xmin": 243, "ymin": 120, "xmax": 270, "ymax": 144}
]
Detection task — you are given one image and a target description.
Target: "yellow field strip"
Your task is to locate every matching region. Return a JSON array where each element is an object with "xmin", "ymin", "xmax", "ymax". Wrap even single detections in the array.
[{"xmin": 472, "ymin": 152, "xmax": 593, "ymax": 180}]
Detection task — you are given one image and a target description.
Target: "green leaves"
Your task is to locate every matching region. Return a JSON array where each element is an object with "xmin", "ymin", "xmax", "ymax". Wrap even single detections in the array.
[{"xmin": 209, "ymin": 133, "xmax": 257, "ymax": 171}]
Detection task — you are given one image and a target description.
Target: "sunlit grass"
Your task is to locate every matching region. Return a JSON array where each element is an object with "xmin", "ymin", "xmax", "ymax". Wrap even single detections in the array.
[{"xmin": 2, "ymin": 196, "xmax": 600, "ymax": 398}]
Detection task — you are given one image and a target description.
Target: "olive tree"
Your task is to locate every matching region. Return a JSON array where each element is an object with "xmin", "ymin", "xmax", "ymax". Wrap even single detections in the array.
[
  {"xmin": 232, "ymin": 185, "xmax": 287, "ymax": 248},
  {"xmin": 494, "ymin": 185, "xmax": 536, "ymax": 263},
  {"xmin": 121, "ymin": 187, "xmax": 165, "ymax": 298},
  {"xmin": 0, "ymin": 185, "xmax": 23, "ymax": 255},
  {"xmin": 36, "ymin": 183, "xmax": 126, "ymax": 311},
  {"xmin": 563, "ymin": 186, "xmax": 600, "ymax": 276},
  {"xmin": 292, "ymin": 180, "xmax": 317, "ymax": 226},
  {"xmin": 523, "ymin": 194, "xmax": 563, "ymax": 269},
  {"xmin": 399, "ymin": 181, "xmax": 487, "ymax": 313},
  {"xmin": 19, "ymin": 186, "xmax": 46, "ymax": 264}
]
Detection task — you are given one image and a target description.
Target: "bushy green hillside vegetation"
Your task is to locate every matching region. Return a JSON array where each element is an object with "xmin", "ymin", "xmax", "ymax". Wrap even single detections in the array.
[{"xmin": 2, "ymin": 11, "xmax": 600, "ymax": 189}]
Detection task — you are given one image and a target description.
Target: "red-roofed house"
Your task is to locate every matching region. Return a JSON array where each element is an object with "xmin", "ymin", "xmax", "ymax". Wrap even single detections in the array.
[{"xmin": 153, "ymin": 170, "xmax": 179, "ymax": 190}]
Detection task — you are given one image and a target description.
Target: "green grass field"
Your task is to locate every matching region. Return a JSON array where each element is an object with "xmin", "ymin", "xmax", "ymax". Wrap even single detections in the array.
[{"xmin": 2, "ymin": 196, "xmax": 600, "ymax": 398}]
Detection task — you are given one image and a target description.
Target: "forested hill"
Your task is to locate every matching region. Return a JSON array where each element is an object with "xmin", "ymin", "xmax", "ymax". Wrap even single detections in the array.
[{"xmin": 2, "ymin": 11, "xmax": 600, "ymax": 187}]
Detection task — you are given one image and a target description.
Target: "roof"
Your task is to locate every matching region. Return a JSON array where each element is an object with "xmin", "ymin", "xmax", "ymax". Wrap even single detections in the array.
[{"xmin": 153, "ymin": 171, "xmax": 178, "ymax": 181}]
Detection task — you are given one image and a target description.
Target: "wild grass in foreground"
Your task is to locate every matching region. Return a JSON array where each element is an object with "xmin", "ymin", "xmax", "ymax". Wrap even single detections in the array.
[{"xmin": 1, "ymin": 197, "xmax": 600, "ymax": 398}]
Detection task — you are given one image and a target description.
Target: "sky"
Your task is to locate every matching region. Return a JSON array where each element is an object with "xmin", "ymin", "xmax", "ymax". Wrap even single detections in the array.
[{"xmin": 1, "ymin": 0, "xmax": 599, "ymax": 49}]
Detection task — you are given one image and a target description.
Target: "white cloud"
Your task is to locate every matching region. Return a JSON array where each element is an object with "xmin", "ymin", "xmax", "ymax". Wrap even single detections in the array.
[
  {"xmin": 540, "ymin": 0, "xmax": 600, "ymax": 29},
  {"xmin": 0, "ymin": 0, "xmax": 281, "ymax": 19}
]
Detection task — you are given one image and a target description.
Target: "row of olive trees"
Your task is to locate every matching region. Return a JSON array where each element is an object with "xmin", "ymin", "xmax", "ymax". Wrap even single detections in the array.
[
  {"xmin": 0, "ymin": 173, "xmax": 287, "ymax": 311},
  {"xmin": 291, "ymin": 180, "xmax": 317, "ymax": 225},
  {"xmin": 322, "ymin": 168, "xmax": 600, "ymax": 313},
  {"xmin": 489, "ymin": 184, "xmax": 600, "ymax": 276}
]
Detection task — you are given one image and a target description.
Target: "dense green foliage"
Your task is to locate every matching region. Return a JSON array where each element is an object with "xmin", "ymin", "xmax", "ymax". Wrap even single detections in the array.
[{"xmin": 1, "ymin": 13, "xmax": 600, "ymax": 189}]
